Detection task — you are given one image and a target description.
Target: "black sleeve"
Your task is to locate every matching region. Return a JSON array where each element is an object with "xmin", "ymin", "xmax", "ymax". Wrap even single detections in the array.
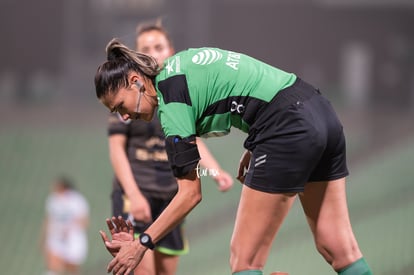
[
  {"xmin": 165, "ymin": 135, "xmax": 200, "ymax": 178},
  {"xmin": 107, "ymin": 113, "xmax": 129, "ymax": 136}
]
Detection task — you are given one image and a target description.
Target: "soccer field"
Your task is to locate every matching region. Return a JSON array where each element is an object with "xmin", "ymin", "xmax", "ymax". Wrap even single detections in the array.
[{"xmin": 0, "ymin": 114, "xmax": 413, "ymax": 275}]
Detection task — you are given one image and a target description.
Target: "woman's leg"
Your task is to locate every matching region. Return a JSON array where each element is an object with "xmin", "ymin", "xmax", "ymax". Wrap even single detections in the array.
[
  {"xmin": 230, "ymin": 185, "xmax": 297, "ymax": 273},
  {"xmin": 299, "ymin": 178, "xmax": 364, "ymax": 271},
  {"xmin": 154, "ymin": 251, "xmax": 180, "ymax": 275},
  {"xmin": 64, "ymin": 262, "xmax": 80, "ymax": 275},
  {"xmin": 46, "ymin": 250, "xmax": 65, "ymax": 274}
]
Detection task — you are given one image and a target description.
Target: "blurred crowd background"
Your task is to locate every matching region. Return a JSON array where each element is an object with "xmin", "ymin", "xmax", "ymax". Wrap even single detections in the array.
[{"xmin": 1, "ymin": 0, "xmax": 413, "ymax": 274}]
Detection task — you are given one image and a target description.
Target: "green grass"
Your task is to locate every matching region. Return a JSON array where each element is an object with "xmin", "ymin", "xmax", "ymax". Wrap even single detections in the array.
[
  {"xmin": 0, "ymin": 123, "xmax": 112, "ymax": 274},
  {"xmin": 1, "ymin": 120, "xmax": 413, "ymax": 274}
]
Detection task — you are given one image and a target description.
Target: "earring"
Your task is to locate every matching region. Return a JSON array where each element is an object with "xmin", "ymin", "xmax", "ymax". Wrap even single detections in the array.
[{"xmin": 134, "ymin": 81, "xmax": 143, "ymax": 89}]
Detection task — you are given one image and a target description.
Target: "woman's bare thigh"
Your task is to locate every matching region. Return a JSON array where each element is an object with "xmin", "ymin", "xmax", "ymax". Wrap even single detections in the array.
[{"xmin": 230, "ymin": 185, "xmax": 297, "ymax": 272}]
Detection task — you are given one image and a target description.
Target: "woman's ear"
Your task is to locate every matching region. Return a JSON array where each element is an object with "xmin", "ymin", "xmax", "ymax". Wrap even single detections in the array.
[
  {"xmin": 130, "ymin": 74, "xmax": 138, "ymax": 84},
  {"xmin": 129, "ymin": 74, "xmax": 143, "ymax": 89}
]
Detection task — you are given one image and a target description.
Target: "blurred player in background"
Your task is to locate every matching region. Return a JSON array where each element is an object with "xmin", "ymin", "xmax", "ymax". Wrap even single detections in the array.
[
  {"xmin": 41, "ymin": 176, "xmax": 89, "ymax": 275},
  {"xmin": 108, "ymin": 19, "xmax": 233, "ymax": 275}
]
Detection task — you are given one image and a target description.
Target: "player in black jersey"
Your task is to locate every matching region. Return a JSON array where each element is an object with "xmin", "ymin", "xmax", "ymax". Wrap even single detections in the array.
[
  {"xmin": 107, "ymin": 20, "xmax": 233, "ymax": 275},
  {"xmin": 96, "ymin": 39, "xmax": 372, "ymax": 275}
]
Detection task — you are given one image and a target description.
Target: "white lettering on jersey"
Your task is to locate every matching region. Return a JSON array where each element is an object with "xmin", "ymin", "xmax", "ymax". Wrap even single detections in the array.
[
  {"xmin": 166, "ymin": 56, "xmax": 181, "ymax": 75},
  {"xmin": 175, "ymin": 56, "xmax": 181, "ymax": 73},
  {"xmin": 230, "ymin": 100, "xmax": 245, "ymax": 114},
  {"xmin": 192, "ymin": 49, "xmax": 223, "ymax": 65},
  {"xmin": 226, "ymin": 51, "xmax": 241, "ymax": 70},
  {"xmin": 166, "ymin": 58, "xmax": 175, "ymax": 74}
]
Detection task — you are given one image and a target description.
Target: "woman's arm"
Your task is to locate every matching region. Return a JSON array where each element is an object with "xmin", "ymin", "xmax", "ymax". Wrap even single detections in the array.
[
  {"xmin": 196, "ymin": 137, "xmax": 234, "ymax": 191},
  {"xmin": 106, "ymin": 169, "xmax": 202, "ymax": 274},
  {"xmin": 109, "ymin": 134, "xmax": 151, "ymax": 222},
  {"xmin": 145, "ymin": 169, "xmax": 201, "ymax": 242}
]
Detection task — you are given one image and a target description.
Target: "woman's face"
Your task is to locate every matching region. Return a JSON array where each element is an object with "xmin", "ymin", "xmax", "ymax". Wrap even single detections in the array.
[
  {"xmin": 100, "ymin": 74, "xmax": 157, "ymax": 122},
  {"xmin": 136, "ymin": 30, "xmax": 174, "ymax": 67}
]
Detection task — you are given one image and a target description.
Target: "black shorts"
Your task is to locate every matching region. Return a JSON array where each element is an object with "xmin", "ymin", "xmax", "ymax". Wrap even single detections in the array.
[
  {"xmin": 112, "ymin": 189, "xmax": 188, "ymax": 255},
  {"xmin": 243, "ymin": 78, "xmax": 349, "ymax": 193}
]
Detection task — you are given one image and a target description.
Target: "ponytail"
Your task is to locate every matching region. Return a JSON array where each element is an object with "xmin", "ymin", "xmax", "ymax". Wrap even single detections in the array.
[
  {"xmin": 95, "ymin": 38, "xmax": 160, "ymax": 99},
  {"xmin": 105, "ymin": 38, "xmax": 159, "ymax": 77}
]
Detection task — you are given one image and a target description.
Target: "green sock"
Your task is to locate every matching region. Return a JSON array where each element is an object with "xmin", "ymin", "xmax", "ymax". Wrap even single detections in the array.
[
  {"xmin": 338, "ymin": 257, "xmax": 372, "ymax": 275},
  {"xmin": 233, "ymin": 270, "xmax": 263, "ymax": 275}
]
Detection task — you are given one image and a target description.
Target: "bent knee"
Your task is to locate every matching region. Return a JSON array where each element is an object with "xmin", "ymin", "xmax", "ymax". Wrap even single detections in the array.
[{"xmin": 315, "ymin": 239, "xmax": 362, "ymax": 270}]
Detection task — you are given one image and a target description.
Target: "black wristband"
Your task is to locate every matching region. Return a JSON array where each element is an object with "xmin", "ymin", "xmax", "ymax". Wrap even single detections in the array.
[{"xmin": 139, "ymin": 233, "xmax": 155, "ymax": 250}]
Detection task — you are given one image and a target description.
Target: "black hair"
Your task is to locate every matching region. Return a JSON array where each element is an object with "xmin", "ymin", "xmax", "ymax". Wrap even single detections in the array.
[{"xmin": 94, "ymin": 39, "xmax": 160, "ymax": 99}]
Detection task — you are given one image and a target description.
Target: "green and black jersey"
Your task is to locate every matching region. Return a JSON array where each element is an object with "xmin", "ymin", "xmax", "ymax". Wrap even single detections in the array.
[{"xmin": 155, "ymin": 47, "xmax": 297, "ymax": 138}]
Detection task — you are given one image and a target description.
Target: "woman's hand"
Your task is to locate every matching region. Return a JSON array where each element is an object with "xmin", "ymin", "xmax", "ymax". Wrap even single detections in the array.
[
  {"xmin": 212, "ymin": 169, "xmax": 234, "ymax": 192},
  {"xmin": 99, "ymin": 216, "xmax": 134, "ymax": 257},
  {"xmin": 130, "ymin": 194, "xmax": 152, "ymax": 223},
  {"xmin": 237, "ymin": 150, "xmax": 251, "ymax": 183},
  {"xmin": 107, "ymin": 239, "xmax": 147, "ymax": 275}
]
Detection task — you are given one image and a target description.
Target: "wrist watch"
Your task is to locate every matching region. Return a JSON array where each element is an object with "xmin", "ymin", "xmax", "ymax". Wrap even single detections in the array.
[{"xmin": 139, "ymin": 233, "xmax": 155, "ymax": 250}]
